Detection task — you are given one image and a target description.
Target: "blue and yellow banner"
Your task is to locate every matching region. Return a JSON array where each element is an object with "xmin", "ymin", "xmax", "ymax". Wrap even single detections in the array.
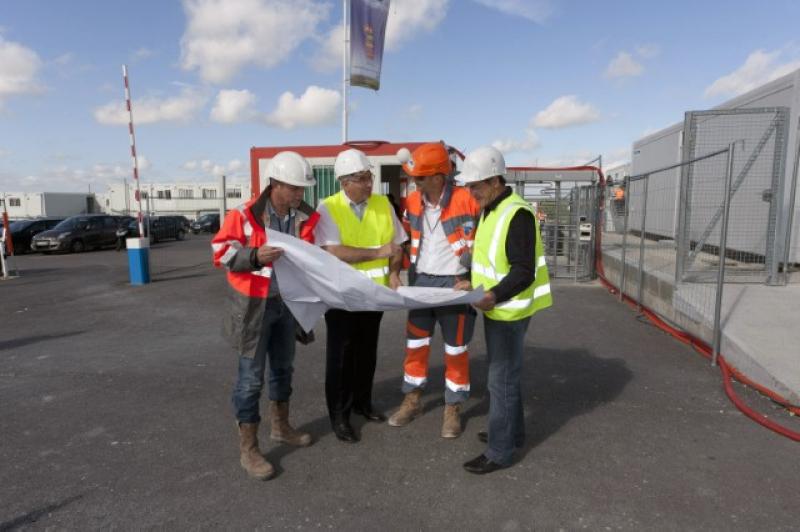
[{"xmin": 350, "ymin": 0, "xmax": 390, "ymax": 90}]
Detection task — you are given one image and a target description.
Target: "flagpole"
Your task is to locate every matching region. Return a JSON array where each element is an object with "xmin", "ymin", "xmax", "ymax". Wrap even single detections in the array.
[{"xmin": 342, "ymin": 0, "xmax": 348, "ymax": 143}]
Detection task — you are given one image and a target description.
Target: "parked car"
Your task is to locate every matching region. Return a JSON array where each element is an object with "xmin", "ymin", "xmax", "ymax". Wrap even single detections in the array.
[
  {"xmin": 125, "ymin": 216, "xmax": 186, "ymax": 243},
  {"xmin": 31, "ymin": 215, "xmax": 121, "ymax": 253},
  {"xmin": 190, "ymin": 213, "xmax": 220, "ymax": 234},
  {"xmin": 173, "ymin": 215, "xmax": 192, "ymax": 232},
  {"xmin": 2, "ymin": 217, "xmax": 65, "ymax": 255}
]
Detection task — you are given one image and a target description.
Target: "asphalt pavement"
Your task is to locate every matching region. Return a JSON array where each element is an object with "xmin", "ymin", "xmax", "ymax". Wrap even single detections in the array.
[{"xmin": 1, "ymin": 239, "xmax": 798, "ymax": 530}]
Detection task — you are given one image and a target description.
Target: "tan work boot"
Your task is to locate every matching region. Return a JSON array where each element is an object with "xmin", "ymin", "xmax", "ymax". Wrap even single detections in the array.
[
  {"xmin": 238, "ymin": 421, "xmax": 275, "ymax": 480},
  {"xmin": 269, "ymin": 400, "xmax": 312, "ymax": 447},
  {"xmin": 442, "ymin": 404, "xmax": 461, "ymax": 438},
  {"xmin": 388, "ymin": 389, "xmax": 422, "ymax": 427}
]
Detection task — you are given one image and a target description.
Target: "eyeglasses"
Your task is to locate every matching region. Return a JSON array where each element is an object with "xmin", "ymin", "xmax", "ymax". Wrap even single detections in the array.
[{"xmin": 344, "ymin": 172, "xmax": 374, "ymax": 185}]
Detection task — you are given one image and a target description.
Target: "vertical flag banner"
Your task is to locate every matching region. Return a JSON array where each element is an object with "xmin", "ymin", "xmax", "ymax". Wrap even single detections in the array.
[{"xmin": 350, "ymin": 0, "xmax": 390, "ymax": 90}]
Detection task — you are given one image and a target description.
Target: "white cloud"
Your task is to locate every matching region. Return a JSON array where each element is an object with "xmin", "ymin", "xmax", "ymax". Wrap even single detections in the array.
[
  {"xmin": 132, "ymin": 48, "xmax": 155, "ymax": 62},
  {"xmin": 604, "ymin": 45, "xmax": 659, "ymax": 79},
  {"xmin": 309, "ymin": 23, "xmax": 344, "ymax": 74},
  {"xmin": 604, "ymin": 52, "xmax": 643, "ymax": 79},
  {"xmin": 531, "ymin": 95, "xmax": 600, "ymax": 129},
  {"xmin": 183, "ymin": 157, "xmax": 246, "ymax": 177},
  {"xmin": 385, "ymin": 0, "xmax": 449, "ymax": 51},
  {"xmin": 264, "ymin": 86, "xmax": 340, "ymax": 129},
  {"xmin": 210, "ymin": 89, "xmax": 257, "ymax": 123},
  {"xmin": 471, "ymin": 0, "xmax": 557, "ymax": 24},
  {"xmin": 400, "ymin": 103, "xmax": 423, "ymax": 123},
  {"xmin": 704, "ymin": 48, "xmax": 800, "ymax": 99},
  {"xmin": 180, "ymin": 0, "xmax": 329, "ymax": 84},
  {"xmin": 635, "ymin": 44, "xmax": 660, "ymax": 59},
  {"xmin": 0, "ymin": 36, "xmax": 46, "ymax": 110},
  {"xmin": 492, "ymin": 128, "xmax": 541, "ymax": 154},
  {"xmin": 93, "ymin": 86, "xmax": 211, "ymax": 126}
]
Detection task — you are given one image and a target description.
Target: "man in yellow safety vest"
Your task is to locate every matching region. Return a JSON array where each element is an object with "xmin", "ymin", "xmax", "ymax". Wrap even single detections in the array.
[{"xmin": 453, "ymin": 145, "xmax": 552, "ymax": 474}]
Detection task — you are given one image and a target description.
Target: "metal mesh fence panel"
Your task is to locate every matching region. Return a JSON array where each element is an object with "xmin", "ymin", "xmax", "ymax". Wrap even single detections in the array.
[{"xmin": 679, "ymin": 108, "xmax": 789, "ymax": 284}]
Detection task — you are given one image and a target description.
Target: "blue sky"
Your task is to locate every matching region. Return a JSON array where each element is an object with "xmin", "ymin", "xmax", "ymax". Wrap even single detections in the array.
[{"xmin": 2, "ymin": 0, "xmax": 800, "ymax": 193}]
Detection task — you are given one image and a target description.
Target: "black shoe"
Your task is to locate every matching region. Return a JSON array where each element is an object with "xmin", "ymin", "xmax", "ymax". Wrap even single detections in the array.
[
  {"xmin": 463, "ymin": 454, "xmax": 508, "ymax": 475},
  {"xmin": 333, "ymin": 421, "xmax": 359, "ymax": 443},
  {"xmin": 353, "ymin": 406, "xmax": 387, "ymax": 423}
]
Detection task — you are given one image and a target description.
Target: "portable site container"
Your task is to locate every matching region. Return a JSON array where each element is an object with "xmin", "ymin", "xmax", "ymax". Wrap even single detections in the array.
[
  {"xmin": 630, "ymin": 68, "xmax": 800, "ymax": 270},
  {"xmin": 0, "ymin": 192, "xmax": 98, "ymax": 219}
]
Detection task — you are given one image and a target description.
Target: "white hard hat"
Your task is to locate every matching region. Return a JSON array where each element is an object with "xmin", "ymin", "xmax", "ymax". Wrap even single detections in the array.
[
  {"xmin": 334, "ymin": 148, "xmax": 372, "ymax": 179},
  {"xmin": 266, "ymin": 151, "xmax": 316, "ymax": 187},
  {"xmin": 457, "ymin": 146, "xmax": 506, "ymax": 184}
]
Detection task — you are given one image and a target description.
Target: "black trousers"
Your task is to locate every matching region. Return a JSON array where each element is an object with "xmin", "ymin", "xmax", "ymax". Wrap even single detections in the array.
[{"xmin": 324, "ymin": 308, "xmax": 383, "ymax": 425}]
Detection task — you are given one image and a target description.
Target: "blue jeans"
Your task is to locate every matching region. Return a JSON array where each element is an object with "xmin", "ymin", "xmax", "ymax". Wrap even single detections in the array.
[
  {"xmin": 483, "ymin": 315, "xmax": 531, "ymax": 467},
  {"xmin": 233, "ymin": 298, "xmax": 296, "ymax": 423}
]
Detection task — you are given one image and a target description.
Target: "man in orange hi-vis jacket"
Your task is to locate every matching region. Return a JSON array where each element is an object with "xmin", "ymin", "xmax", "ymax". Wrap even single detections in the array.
[
  {"xmin": 388, "ymin": 142, "xmax": 480, "ymax": 438},
  {"xmin": 212, "ymin": 151, "xmax": 319, "ymax": 481}
]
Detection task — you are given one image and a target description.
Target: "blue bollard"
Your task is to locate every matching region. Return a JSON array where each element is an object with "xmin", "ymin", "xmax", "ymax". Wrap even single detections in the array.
[{"xmin": 126, "ymin": 237, "xmax": 150, "ymax": 285}]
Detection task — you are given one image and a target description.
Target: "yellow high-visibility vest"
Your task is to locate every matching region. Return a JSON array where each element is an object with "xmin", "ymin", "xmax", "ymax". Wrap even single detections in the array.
[
  {"xmin": 323, "ymin": 191, "xmax": 395, "ymax": 286},
  {"xmin": 471, "ymin": 191, "xmax": 552, "ymax": 321}
]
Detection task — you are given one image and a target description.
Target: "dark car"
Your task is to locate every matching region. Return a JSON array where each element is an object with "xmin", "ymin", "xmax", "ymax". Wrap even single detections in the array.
[
  {"xmin": 31, "ymin": 215, "xmax": 121, "ymax": 253},
  {"xmin": 2, "ymin": 217, "xmax": 65, "ymax": 255},
  {"xmin": 127, "ymin": 216, "xmax": 186, "ymax": 243},
  {"xmin": 173, "ymin": 216, "xmax": 192, "ymax": 232},
  {"xmin": 190, "ymin": 213, "xmax": 220, "ymax": 234}
]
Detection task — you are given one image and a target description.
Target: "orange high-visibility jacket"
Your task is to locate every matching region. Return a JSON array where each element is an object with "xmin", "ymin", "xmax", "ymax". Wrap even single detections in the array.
[
  {"xmin": 212, "ymin": 186, "xmax": 319, "ymax": 356},
  {"xmin": 404, "ymin": 182, "xmax": 480, "ymax": 268}
]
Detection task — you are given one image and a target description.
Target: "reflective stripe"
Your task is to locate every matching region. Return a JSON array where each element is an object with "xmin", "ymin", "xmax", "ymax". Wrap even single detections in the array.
[
  {"xmin": 488, "ymin": 203, "xmax": 520, "ymax": 271},
  {"xmin": 472, "ymin": 262, "xmax": 505, "ymax": 282},
  {"xmin": 445, "ymin": 378, "xmax": 470, "ymax": 392},
  {"xmin": 407, "ymin": 337, "xmax": 431, "ymax": 349},
  {"xmin": 411, "ymin": 238, "xmax": 420, "ymax": 248},
  {"xmin": 404, "ymin": 374, "xmax": 427, "ymax": 386},
  {"xmin": 219, "ymin": 239, "xmax": 244, "ymax": 267},
  {"xmin": 211, "ymin": 242, "xmax": 225, "ymax": 252},
  {"xmin": 538, "ymin": 255, "xmax": 547, "ymax": 268},
  {"xmin": 361, "ymin": 266, "xmax": 390, "ymax": 279},
  {"xmin": 444, "ymin": 343, "xmax": 468, "ymax": 356},
  {"xmin": 534, "ymin": 283, "xmax": 551, "ymax": 299},
  {"xmin": 496, "ymin": 298, "xmax": 532, "ymax": 309},
  {"xmin": 251, "ymin": 267, "xmax": 272, "ymax": 278},
  {"xmin": 243, "ymin": 219, "xmax": 252, "ymax": 238}
]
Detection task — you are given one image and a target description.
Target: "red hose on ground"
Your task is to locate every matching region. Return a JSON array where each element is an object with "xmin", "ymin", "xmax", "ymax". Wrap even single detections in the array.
[{"xmin": 597, "ymin": 271, "xmax": 800, "ymax": 440}]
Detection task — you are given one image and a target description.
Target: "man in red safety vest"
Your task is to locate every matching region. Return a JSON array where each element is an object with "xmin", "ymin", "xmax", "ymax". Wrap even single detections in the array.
[{"xmin": 212, "ymin": 151, "xmax": 319, "ymax": 481}]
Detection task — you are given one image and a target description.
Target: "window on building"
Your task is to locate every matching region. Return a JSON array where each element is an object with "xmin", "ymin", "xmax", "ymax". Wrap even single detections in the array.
[
  {"xmin": 226, "ymin": 189, "xmax": 242, "ymax": 199},
  {"xmin": 141, "ymin": 191, "xmax": 149, "ymax": 199},
  {"xmin": 9, "ymin": 198, "xmax": 21, "ymax": 207},
  {"xmin": 202, "ymin": 189, "xmax": 217, "ymax": 199},
  {"xmin": 156, "ymin": 190, "xmax": 172, "ymax": 199},
  {"xmin": 178, "ymin": 189, "xmax": 194, "ymax": 199}
]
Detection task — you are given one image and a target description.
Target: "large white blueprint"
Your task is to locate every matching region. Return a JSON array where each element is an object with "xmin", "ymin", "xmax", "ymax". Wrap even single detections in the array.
[{"xmin": 267, "ymin": 229, "xmax": 483, "ymax": 332}]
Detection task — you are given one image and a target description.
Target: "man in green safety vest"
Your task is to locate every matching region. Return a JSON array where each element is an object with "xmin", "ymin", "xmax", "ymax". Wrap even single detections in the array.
[{"xmin": 453, "ymin": 145, "xmax": 552, "ymax": 474}]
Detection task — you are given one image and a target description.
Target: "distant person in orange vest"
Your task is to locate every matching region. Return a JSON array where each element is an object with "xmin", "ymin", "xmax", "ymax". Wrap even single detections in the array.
[
  {"xmin": 388, "ymin": 142, "xmax": 480, "ymax": 438},
  {"xmin": 212, "ymin": 151, "xmax": 319, "ymax": 481}
]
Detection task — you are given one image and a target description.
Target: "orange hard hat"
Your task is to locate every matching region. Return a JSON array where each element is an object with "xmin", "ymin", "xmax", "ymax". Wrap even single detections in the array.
[{"xmin": 402, "ymin": 142, "xmax": 452, "ymax": 177}]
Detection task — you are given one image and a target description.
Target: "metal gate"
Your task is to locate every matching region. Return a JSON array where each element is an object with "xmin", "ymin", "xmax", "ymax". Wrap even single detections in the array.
[
  {"xmin": 509, "ymin": 168, "xmax": 601, "ymax": 280},
  {"xmin": 677, "ymin": 107, "xmax": 790, "ymax": 284}
]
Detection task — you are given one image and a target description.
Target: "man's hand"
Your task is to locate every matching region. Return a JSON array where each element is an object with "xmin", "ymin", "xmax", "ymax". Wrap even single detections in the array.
[
  {"xmin": 257, "ymin": 245, "xmax": 284, "ymax": 265},
  {"xmin": 376, "ymin": 242, "xmax": 403, "ymax": 259},
  {"xmin": 473, "ymin": 290, "xmax": 497, "ymax": 311},
  {"xmin": 389, "ymin": 271, "xmax": 403, "ymax": 291},
  {"xmin": 452, "ymin": 280, "xmax": 472, "ymax": 292}
]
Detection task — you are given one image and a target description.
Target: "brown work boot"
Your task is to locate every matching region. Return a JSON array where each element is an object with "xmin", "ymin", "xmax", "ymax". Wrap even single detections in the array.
[
  {"xmin": 442, "ymin": 403, "xmax": 461, "ymax": 438},
  {"xmin": 238, "ymin": 422, "xmax": 275, "ymax": 480},
  {"xmin": 269, "ymin": 400, "xmax": 312, "ymax": 447},
  {"xmin": 388, "ymin": 389, "xmax": 422, "ymax": 427}
]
